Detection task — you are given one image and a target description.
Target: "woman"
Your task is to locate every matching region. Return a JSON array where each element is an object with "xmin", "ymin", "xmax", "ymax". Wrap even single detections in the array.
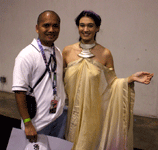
[{"xmin": 62, "ymin": 10, "xmax": 153, "ymax": 150}]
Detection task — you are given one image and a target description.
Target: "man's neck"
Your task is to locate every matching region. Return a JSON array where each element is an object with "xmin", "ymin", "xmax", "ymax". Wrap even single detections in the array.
[{"xmin": 39, "ymin": 39, "xmax": 54, "ymax": 47}]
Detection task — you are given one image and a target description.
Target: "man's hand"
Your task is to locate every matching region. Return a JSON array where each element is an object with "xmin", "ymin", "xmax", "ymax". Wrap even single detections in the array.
[{"xmin": 25, "ymin": 121, "xmax": 37, "ymax": 143}]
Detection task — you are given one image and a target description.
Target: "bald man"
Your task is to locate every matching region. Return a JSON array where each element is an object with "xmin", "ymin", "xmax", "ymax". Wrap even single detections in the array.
[{"xmin": 12, "ymin": 10, "xmax": 66, "ymax": 142}]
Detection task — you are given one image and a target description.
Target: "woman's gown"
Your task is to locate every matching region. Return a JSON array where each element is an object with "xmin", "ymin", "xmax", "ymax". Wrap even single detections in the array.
[{"xmin": 64, "ymin": 58, "xmax": 135, "ymax": 150}]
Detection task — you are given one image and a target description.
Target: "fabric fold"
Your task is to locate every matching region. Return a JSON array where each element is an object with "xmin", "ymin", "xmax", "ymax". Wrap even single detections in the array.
[{"xmin": 64, "ymin": 58, "xmax": 135, "ymax": 150}]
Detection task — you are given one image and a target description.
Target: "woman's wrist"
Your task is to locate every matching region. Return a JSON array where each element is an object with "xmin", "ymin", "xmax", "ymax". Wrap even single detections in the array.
[{"xmin": 128, "ymin": 74, "xmax": 135, "ymax": 84}]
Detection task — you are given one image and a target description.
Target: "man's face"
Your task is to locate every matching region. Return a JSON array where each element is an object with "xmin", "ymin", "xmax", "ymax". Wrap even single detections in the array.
[{"xmin": 36, "ymin": 12, "xmax": 60, "ymax": 47}]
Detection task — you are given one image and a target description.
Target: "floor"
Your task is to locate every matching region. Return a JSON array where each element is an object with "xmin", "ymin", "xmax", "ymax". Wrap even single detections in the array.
[
  {"xmin": 1, "ymin": 91, "xmax": 158, "ymax": 150},
  {"xmin": 133, "ymin": 115, "xmax": 158, "ymax": 150}
]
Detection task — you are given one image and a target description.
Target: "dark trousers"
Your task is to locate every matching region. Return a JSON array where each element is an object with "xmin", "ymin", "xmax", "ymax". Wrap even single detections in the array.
[{"xmin": 37, "ymin": 109, "xmax": 67, "ymax": 139}]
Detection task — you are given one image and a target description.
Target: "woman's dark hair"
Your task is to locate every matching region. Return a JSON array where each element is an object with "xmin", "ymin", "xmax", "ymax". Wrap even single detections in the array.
[{"xmin": 75, "ymin": 10, "xmax": 102, "ymax": 41}]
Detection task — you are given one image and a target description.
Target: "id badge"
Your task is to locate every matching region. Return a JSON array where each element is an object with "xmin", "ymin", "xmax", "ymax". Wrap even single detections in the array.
[{"xmin": 49, "ymin": 95, "xmax": 59, "ymax": 113}]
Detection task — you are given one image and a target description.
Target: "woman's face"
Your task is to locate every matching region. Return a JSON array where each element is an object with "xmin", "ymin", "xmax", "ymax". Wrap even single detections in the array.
[{"xmin": 78, "ymin": 16, "xmax": 99, "ymax": 44}]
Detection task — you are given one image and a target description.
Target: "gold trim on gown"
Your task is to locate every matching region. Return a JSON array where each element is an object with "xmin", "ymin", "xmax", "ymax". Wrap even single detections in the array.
[{"xmin": 64, "ymin": 58, "xmax": 135, "ymax": 150}]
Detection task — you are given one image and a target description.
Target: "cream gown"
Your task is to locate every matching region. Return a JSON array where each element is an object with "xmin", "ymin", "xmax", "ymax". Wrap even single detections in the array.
[{"xmin": 64, "ymin": 58, "xmax": 135, "ymax": 150}]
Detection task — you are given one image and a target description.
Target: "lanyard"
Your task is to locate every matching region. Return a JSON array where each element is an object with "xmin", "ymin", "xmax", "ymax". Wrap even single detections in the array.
[{"xmin": 37, "ymin": 39, "xmax": 57, "ymax": 96}]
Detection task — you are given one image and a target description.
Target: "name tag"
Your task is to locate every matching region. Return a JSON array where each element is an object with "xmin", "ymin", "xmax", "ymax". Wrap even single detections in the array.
[{"xmin": 49, "ymin": 96, "xmax": 59, "ymax": 113}]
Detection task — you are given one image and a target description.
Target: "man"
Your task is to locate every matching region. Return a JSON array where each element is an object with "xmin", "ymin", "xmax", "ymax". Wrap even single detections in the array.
[{"xmin": 12, "ymin": 10, "xmax": 66, "ymax": 143}]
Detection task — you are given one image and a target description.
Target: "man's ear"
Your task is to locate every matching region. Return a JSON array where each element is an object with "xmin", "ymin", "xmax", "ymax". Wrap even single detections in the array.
[{"xmin": 36, "ymin": 25, "xmax": 39, "ymax": 33}]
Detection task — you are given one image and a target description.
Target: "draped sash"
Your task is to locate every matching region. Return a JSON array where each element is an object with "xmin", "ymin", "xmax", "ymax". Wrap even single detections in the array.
[{"xmin": 64, "ymin": 58, "xmax": 135, "ymax": 150}]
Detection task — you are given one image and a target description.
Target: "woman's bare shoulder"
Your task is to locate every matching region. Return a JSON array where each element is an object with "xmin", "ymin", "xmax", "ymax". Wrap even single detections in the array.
[
  {"xmin": 97, "ymin": 43, "xmax": 112, "ymax": 57},
  {"xmin": 94, "ymin": 43, "xmax": 114, "ymax": 67}
]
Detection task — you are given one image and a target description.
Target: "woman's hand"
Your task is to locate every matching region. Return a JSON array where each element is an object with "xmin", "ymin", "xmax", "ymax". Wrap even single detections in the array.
[{"xmin": 128, "ymin": 71, "xmax": 154, "ymax": 84}]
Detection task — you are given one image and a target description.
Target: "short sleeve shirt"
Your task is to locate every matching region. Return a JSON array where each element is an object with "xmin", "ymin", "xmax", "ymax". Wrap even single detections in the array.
[{"xmin": 12, "ymin": 39, "xmax": 66, "ymax": 131}]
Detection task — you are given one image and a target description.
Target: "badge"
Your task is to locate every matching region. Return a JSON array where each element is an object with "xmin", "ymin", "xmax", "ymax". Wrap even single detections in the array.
[
  {"xmin": 49, "ymin": 95, "xmax": 59, "ymax": 113},
  {"xmin": 34, "ymin": 144, "xmax": 39, "ymax": 150}
]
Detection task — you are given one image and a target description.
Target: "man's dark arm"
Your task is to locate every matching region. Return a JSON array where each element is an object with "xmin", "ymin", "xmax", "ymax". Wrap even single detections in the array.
[{"xmin": 15, "ymin": 91, "xmax": 37, "ymax": 142}]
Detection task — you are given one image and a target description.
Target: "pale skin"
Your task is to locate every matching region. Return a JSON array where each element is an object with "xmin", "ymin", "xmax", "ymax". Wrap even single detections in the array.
[
  {"xmin": 62, "ymin": 16, "xmax": 153, "ymax": 84},
  {"xmin": 15, "ymin": 11, "xmax": 60, "ymax": 143}
]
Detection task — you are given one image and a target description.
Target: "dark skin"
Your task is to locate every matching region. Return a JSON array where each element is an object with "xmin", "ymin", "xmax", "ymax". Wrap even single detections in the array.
[
  {"xmin": 15, "ymin": 11, "xmax": 60, "ymax": 143},
  {"xmin": 15, "ymin": 91, "xmax": 37, "ymax": 143}
]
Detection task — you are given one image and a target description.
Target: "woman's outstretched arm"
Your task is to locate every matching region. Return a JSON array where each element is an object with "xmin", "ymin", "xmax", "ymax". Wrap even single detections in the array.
[{"xmin": 128, "ymin": 71, "xmax": 154, "ymax": 84}]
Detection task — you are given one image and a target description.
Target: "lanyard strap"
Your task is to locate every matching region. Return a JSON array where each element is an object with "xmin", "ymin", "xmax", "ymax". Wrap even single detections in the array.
[{"xmin": 37, "ymin": 39, "xmax": 57, "ymax": 96}]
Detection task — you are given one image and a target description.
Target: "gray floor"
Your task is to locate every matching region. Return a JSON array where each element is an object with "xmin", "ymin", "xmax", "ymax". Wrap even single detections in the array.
[
  {"xmin": 1, "ymin": 91, "xmax": 158, "ymax": 150},
  {"xmin": 133, "ymin": 115, "xmax": 158, "ymax": 150}
]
